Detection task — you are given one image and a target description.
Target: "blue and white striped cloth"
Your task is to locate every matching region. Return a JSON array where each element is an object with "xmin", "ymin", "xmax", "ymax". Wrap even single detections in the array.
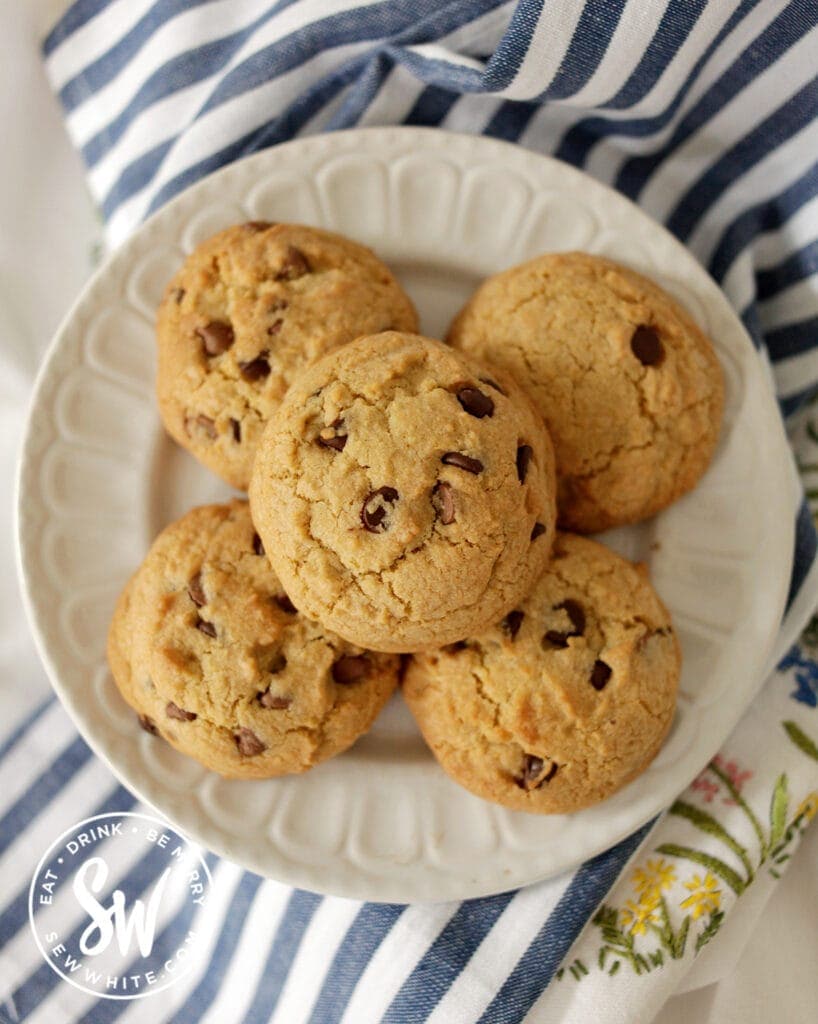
[{"xmin": 4, "ymin": 1, "xmax": 818, "ymax": 1021}]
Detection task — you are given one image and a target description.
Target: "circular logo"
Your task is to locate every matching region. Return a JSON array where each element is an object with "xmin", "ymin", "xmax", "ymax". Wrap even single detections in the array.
[{"xmin": 29, "ymin": 812, "xmax": 212, "ymax": 1000}]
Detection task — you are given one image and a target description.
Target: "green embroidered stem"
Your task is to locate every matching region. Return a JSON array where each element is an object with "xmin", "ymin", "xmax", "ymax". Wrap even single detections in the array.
[
  {"xmin": 655, "ymin": 844, "xmax": 746, "ymax": 895},
  {"xmin": 668, "ymin": 799, "xmax": 753, "ymax": 882},
  {"xmin": 674, "ymin": 915, "xmax": 691, "ymax": 959},
  {"xmin": 769, "ymin": 774, "xmax": 789, "ymax": 850},
  {"xmin": 707, "ymin": 761, "xmax": 767, "ymax": 858},
  {"xmin": 783, "ymin": 721, "xmax": 818, "ymax": 762}
]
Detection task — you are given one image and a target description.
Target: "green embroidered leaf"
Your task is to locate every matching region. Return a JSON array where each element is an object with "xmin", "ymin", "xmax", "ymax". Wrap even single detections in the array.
[
  {"xmin": 784, "ymin": 721, "xmax": 818, "ymax": 762},
  {"xmin": 669, "ymin": 800, "xmax": 753, "ymax": 879},
  {"xmin": 769, "ymin": 774, "xmax": 789, "ymax": 849},
  {"xmin": 609, "ymin": 961, "xmax": 621, "ymax": 976},
  {"xmin": 807, "ymin": 419, "xmax": 818, "ymax": 445},
  {"xmin": 650, "ymin": 950, "xmax": 664, "ymax": 967},
  {"xmin": 695, "ymin": 910, "xmax": 725, "ymax": 953},
  {"xmin": 674, "ymin": 915, "xmax": 691, "ymax": 959},
  {"xmin": 556, "ymin": 968, "xmax": 564, "ymax": 981},
  {"xmin": 656, "ymin": 843, "xmax": 746, "ymax": 894},
  {"xmin": 598, "ymin": 948, "xmax": 607, "ymax": 970}
]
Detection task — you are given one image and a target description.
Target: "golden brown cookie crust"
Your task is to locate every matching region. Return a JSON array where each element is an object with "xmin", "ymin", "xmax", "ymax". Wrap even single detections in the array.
[
  {"xmin": 249, "ymin": 332, "xmax": 557, "ymax": 653},
  {"xmin": 403, "ymin": 533, "xmax": 680, "ymax": 813},
  {"xmin": 156, "ymin": 222, "xmax": 418, "ymax": 489},
  {"xmin": 107, "ymin": 500, "xmax": 399, "ymax": 778},
  {"xmin": 448, "ymin": 252, "xmax": 724, "ymax": 533}
]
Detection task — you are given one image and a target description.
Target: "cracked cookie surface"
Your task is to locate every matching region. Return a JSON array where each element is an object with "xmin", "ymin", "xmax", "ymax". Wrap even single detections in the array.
[
  {"xmin": 448, "ymin": 252, "xmax": 724, "ymax": 533},
  {"xmin": 404, "ymin": 533, "xmax": 680, "ymax": 813},
  {"xmin": 156, "ymin": 222, "xmax": 418, "ymax": 490},
  {"xmin": 249, "ymin": 332, "xmax": 557, "ymax": 652},
  {"xmin": 107, "ymin": 500, "xmax": 399, "ymax": 778}
]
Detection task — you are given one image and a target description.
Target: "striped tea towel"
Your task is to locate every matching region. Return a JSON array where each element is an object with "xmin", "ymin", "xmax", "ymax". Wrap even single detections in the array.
[{"xmin": 4, "ymin": 2, "xmax": 818, "ymax": 1022}]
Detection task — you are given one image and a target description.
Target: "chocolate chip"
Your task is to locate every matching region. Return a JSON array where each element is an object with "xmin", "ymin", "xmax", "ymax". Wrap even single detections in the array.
[
  {"xmin": 195, "ymin": 616, "xmax": 216, "ymax": 638},
  {"xmin": 361, "ymin": 486, "xmax": 399, "ymax": 532},
  {"xmin": 267, "ymin": 318, "xmax": 284, "ymax": 336},
  {"xmin": 517, "ymin": 755, "xmax": 557, "ymax": 790},
  {"xmin": 543, "ymin": 630, "xmax": 570, "ymax": 649},
  {"xmin": 456, "ymin": 385, "xmax": 494, "ymax": 418},
  {"xmin": 317, "ymin": 420, "xmax": 347, "ymax": 451},
  {"xmin": 138, "ymin": 714, "xmax": 158, "ymax": 736},
  {"xmin": 187, "ymin": 572, "xmax": 206, "ymax": 607},
  {"xmin": 259, "ymin": 691, "xmax": 291, "ymax": 710},
  {"xmin": 503, "ymin": 610, "xmax": 525, "ymax": 639},
  {"xmin": 172, "ymin": 287, "xmax": 185, "ymax": 304},
  {"xmin": 441, "ymin": 452, "xmax": 483, "ymax": 474},
  {"xmin": 244, "ymin": 220, "xmax": 272, "ymax": 232},
  {"xmin": 230, "ymin": 418, "xmax": 241, "ymax": 442},
  {"xmin": 332, "ymin": 655, "xmax": 369, "ymax": 684},
  {"xmin": 239, "ymin": 354, "xmax": 271, "ymax": 381},
  {"xmin": 268, "ymin": 652, "xmax": 287, "ymax": 674},
  {"xmin": 432, "ymin": 481, "xmax": 455, "ymax": 524},
  {"xmin": 516, "ymin": 445, "xmax": 533, "ymax": 483},
  {"xmin": 188, "ymin": 414, "xmax": 217, "ymax": 439},
  {"xmin": 531, "ymin": 522, "xmax": 546, "ymax": 541},
  {"xmin": 252, "ymin": 532, "xmax": 265, "ymax": 556},
  {"xmin": 631, "ymin": 325, "xmax": 664, "ymax": 366},
  {"xmin": 444, "ymin": 640, "xmax": 469, "ymax": 653},
  {"xmin": 235, "ymin": 728, "xmax": 266, "ymax": 756},
  {"xmin": 274, "ymin": 594, "xmax": 297, "ymax": 615},
  {"xmin": 590, "ymin": 660, "xmax": 612, "ymax": 691},
  {"xmin": 197, "ymin": 320, "xmax": 234, "ymax": 356},
  {"xmin": 275, "ymin": 245, "xmax": 310, "ymax": 281},
  {"xmin": 480, "ymin": 377, "xmax": 505, "ymax": 395},
  {"xmin": 559, "ymin": 599, "xmax": 586, "ymax": 636},
  {"xmin": 166, "ymin": 702, "xmax": 197, "ymax": 721}
]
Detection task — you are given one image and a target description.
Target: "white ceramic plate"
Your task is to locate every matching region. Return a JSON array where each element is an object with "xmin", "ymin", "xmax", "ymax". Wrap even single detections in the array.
[{"xmin": 17, "ymin": 128, "xmax": 795, "ymax": 903}]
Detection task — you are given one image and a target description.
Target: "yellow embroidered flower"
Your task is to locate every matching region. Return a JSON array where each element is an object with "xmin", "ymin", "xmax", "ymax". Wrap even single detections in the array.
[
  {"xmin": 631, "ymin": 858, "xmax": 677, "ymax": 901},
  {"xmin": 620, "ymin": 897, "xmax": 659, "ymax": 936},
  {"xmin": 680, "ymin": 872, "xmax": 721, "ymax": 920},
  {"xmin": 796, "ymin": 791, "xmax": 818, "ymax": 822}
]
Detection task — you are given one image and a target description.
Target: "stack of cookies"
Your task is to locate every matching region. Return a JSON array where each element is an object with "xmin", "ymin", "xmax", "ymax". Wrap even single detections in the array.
[{"xmin": 109, "ymin": 221, "xmax": 724, "ymax": 814}]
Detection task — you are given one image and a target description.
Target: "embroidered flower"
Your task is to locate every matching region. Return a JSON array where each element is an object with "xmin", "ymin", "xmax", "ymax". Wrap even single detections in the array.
[
  {"xmin": 778, "ymin": 645, "xmax": 818, "ymax": 707},
  {"xmin": 680, "ymin": 872, "xmax": 721, "ymax": 920},
  {"xmin": 713, "ymin": 755, "xmax": 753, "ymax": 805},
  {"xmin": 620, "ymin": 896, "xmax": 659, "ymax": 936},
  {"xmin": 691, "ymin": 774, "xmax": 719, "ymax": 802},
  {"xmin": 632, "ymin": 858, "xmax": 677, "ymax": 901}
]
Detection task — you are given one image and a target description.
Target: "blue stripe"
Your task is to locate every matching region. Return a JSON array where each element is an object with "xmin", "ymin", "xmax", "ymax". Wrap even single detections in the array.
[
  {"xmin": 0, "ymin": 735, "xmax": 94, "ymax": 859},
  {"xmin": 602, "ymin": 0, "xmax": 708, "ymax": 111},
  {"xmin": 306, "ymin": 904, "xmax": 404, "ymax": 1024},
  {"xmin": 556, "ymin": 0, "xmax": 758, "ymax": 170},
  {"xmin": 766, "ymin": 317, "xmax": 818, "ymax": 362},
  {"xmin": 404, "ymin": 84, "xmax": 460, "ymax": 125},
  {"xmin": 58, "ymin": 0, "xmax": 217, "ymax": 112},
  {"xmin": 381, "ymin": 890, "xmax": 516, "ymax": 1023},
  {"xmin": 82, "ymin": 8, "xmax": 276, "ymax": 167},
  {"xmin": 709, "ymin": 161, "xmax": 818, "ymax": 286},
  {"xmin": 616, "ymin": 3, "xmax": 818, "ymax": 202},
  {"xmin": 484, "ymin": 99, "xmax": 538, "ymax": 141},
  {"xmin": 0, "ymin": 785, "xmax": 136, "ymax": 956},
  {"xmin": 476, "ymin": 820, "xmax": 655, "ymax": 1023},
  {"xmin": 666, "ymin": 77, "xmax": 818, "ymax": 244},
  {"xmin": 781, "ymin": 384, "xmax": 818, "ymax": 420},
  {"xmin": 242, "ymin": 889, "xmax": 323, "ymax": 1023},
  {"xmin": 43, "ymin": 0, "xmax": 112, "ymax": 56},
  {"xmin": 482, "ymin": 0, "xmax": 543, "ymax": 92},
  {"xmin": 786, "ymin": 499, "xmax": 818, "ymax": 610},
  {"xmin": 14, "ymin": 840, "xmax": 184, "ymax": 1017},
  {"xmin": 0, "ymin": 694, "xmax": 54, "ymax": 762},
  {"xmin": 173, "ymin": 872, "xmax": 264, "ymax": 1024},
  {"xmin": 101, "ymin": 137, "xmax": 175, "ymax": 219},
  {"xmin": 757, "ymin": 238, "xmax": 818, "ymax": 303},
  {"xmin": 540, "ymin": 0, "xmax": 627, "ymax": 101}
]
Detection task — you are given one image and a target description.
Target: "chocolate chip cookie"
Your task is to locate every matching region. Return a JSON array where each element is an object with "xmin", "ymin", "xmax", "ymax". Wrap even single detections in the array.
[
  {"xmin": 403, "ymin": 533, "xmax": 680, "ymax": 813},
  {"xmin": 448, "ymin": 252, "xmax": 724, "ymax": 533},
  {"xmin": 249, "ymin": 332, "xmax": 557, "ymax": 653},
  {"xmin": 107, "ymin": 500, "xmax": 399, "ymax": 778},
  {"xmin": 156, "ymin": 222, "xmax": 418, "ymax": 489}
]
